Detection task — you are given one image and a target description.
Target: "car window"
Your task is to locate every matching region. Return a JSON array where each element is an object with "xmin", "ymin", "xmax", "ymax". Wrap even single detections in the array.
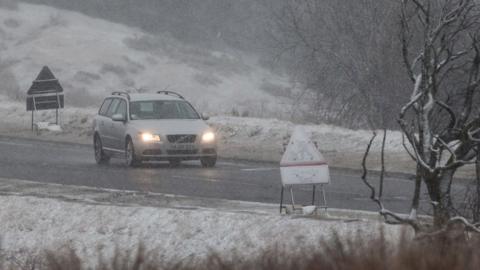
[
  {"xmin": 130, "ymin": 100, "xmax": 200, "ymax": 120},
  {"xmin": 106, "ymin": 99, "xmax": 120, "ymax": 117},
  {"xmin": 99, "ymin": 99, "xmax": 112, "ymax": 116},
  {"xmin": 115, "ymin": 100, "xmax": 127, "ymax": 118}
]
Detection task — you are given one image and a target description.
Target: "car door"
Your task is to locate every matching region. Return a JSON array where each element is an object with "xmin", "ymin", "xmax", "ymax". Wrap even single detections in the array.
[
  {"xmin": 110, "ymin": 98, "xmax": 128, "ymax": 151},
  {"xmin": 103, "ymin": 98, "xmax": 120, "ymax": 149},
  {"xmin": 97, "ymin": 98, "xmax": 113, "ymax": 145}
]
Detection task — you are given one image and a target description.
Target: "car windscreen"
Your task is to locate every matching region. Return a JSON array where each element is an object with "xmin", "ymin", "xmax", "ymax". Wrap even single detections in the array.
[{"xmin": 129, "ymin": 100, "xmax": 200, "ymax": 120}]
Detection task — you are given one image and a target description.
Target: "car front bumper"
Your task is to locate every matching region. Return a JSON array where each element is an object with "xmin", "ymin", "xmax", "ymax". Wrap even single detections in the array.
[{"xmin": 133, "ymin": 138, "xmax": 217, "ymax": 161}]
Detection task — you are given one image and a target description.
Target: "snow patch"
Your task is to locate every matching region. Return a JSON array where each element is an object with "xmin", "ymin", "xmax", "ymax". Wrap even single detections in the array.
[
  {"xmin": 0, "ymin": 194, "xmax": 405, "ymax": 265},
  {"xmin": 35, "ymin": 122, "xmax": 62, "ymax": 132}
]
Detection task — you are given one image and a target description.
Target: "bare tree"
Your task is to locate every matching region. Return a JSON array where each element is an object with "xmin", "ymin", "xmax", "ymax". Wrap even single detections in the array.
[
  {"xmin": 399, "ymin": 0, "xmax": 480, "ymax": 227},
  {"xmin": 474, "ymin": 131, "xmax": 480, "ymax": 221},
  {"xmin": 266, "ymin": 0, "xmax": 409, "ymax": 128}
]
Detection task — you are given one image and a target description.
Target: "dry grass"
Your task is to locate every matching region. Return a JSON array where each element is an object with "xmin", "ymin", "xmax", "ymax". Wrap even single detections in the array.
[{"xmin": 2, "ymin": 229, "xmax": 480, "ymax": 270}]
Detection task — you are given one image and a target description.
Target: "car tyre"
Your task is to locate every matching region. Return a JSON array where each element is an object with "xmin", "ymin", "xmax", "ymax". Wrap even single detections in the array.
[
  {"xmin": 94, "ymin": 135, "xmax": 110, "ymax": 165},
  {"xmin": 200, "ymin": 156, "xmax": 217, "ymax": 168},
  {"xmin": 126, "ymin": 139, "xmax": 141, "ymax": 167}
]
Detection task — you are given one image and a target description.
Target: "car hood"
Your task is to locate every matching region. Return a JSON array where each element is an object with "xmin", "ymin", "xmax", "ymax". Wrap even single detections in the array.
[{"xmin": 128, "ymin": 119, "xmax": 211, "ymax": 135}]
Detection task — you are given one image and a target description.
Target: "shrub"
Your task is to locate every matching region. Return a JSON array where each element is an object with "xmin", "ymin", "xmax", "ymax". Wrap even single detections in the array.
[
  {"xmin": 99, "ymin": 64, "xmax": 127, "ymax": 77},
  {"xmin": 0, "ymin": 0, "xmax": 17, "ymax": 10},
  {"xmin": 73, "ymin": 71, "xmax": 101, "ymax": 84},
  {"xmin": 65, "ymin": 87, "xmax": 97, "ymax": 107},
  {"xmin": 231, "ymin": 107, "xmax": 239, "ymax": 117},
  {"xmin": 123, "ymin": 35, "xmax": 161, "ymax": 53},
  {"xmin": 3, "ymin": 18, "xmax": 20, "ymax": 28},
  {"xmin": 0, "ymin": 67, "xmax": 21, "ymax": 100},
  {"xmin": 48, "ymin": 14, "xmax": 68, "ymax": 28},
  {"xmin": 122, "ymin": 56, "xmax": 145, "ymax": 74},
  {"xmin": 193, "ymin": 72, "xmax": 222, "ymax": 86},
  {"xmin": 260, "ymin": 81, "xmax": 292, "ymax": 99},
  {"xmin": 2, "ymin": 229, "xmax": 480, "ymax": 269}
]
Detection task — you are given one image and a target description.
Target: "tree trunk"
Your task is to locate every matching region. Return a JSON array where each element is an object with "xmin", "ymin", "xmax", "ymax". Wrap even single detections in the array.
[
  {"xmin": 424, "ymin": 168, "xmax": 457, "ymax": 228},
  {"xmin": 437, "ymin": 169, "xmax": 458, "ymax": 227},
  {"xmin": 409, "ymin": 164, "xmax": 422, "ymax": 220},
  {"xmin": 424, "ymin": 182, "xmax": 449, "ymax": 228},
  {"xmin": 475, "ymin": 146, "xmax": 480, "ymax": 222},
  {"xmin": 433, "ymin": 205, "xmax": 451, "ymax": 228}
]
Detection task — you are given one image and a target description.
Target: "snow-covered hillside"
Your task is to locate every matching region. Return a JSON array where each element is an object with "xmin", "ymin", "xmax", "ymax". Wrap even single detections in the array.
[{"xmin": 0, "ymin": 3, "xmax": 293, "ymax": 117}]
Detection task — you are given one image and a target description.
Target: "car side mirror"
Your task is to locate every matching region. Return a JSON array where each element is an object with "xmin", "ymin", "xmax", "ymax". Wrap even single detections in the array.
[
  {"xmin": 201, "ymin": 113, "xmax": 210, "ymax": 121},
  {"xmin": 112, "ymin": 113, "xmax": 126, "ymax": 122}
]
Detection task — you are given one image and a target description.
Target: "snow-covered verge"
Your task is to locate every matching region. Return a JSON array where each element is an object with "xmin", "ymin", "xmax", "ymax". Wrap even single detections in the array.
[
  {"xmin": 0, "ymin": 3, "xmax": 294, "ymax": 118},
  {"xmin": 0, "ymin": 178, "xmax": 408, "ymax": 267},
  {"xmin": 0, "ymin": 95, "xmax": 476, "ymax": 178},
  {"xmin": 209, "ymin": 116, "xmax": 407, "ymax": 167}
]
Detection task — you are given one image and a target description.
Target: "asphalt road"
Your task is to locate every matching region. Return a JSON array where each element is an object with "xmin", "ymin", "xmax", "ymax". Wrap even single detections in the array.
[{"xmin": 0, "ymin": 136, "xmax": 436, "ymax": 214}]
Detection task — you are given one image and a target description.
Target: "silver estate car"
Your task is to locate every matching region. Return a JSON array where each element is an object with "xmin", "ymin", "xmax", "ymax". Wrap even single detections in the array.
[{"xmin": 92, "ymin": 91, "xmax": 217, "ymax": 167}]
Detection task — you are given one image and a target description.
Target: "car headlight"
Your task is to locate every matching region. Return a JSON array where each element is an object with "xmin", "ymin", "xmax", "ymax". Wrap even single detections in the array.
[
  {"xmin": 201, "ymin": 132, "xmax": 215, "ymax": 143},
  {"xmin": 141, "ymin": 132, "xmax": 161, "ymax": 142}
]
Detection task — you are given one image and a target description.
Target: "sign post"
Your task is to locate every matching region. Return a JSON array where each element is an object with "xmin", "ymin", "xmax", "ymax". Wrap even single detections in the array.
[
  {"xmin": 26, "ymin": 66, "xmax": 64, "ymax": 132},
  {"xmin": 279, "ymin": 127, "xmax": 330, "ymax": 214}
]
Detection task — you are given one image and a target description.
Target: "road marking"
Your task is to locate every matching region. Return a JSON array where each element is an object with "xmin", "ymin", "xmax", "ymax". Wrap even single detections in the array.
[
  {"xmin": 216, "ymin": 161, "xmax": 250, "ymax": 167},
  {"xmin": 332, "ymin": 173, "xmax": 415, "ymax": 184},
  {"xmin": 171, "ymin": 175, "xmax": 261, "ymax": 187},
  {"xmin": 241, "ymin": 167, "xmax": 278, "ymax": 172},
  {"xmin": 0, "ymin": 140, "xmax": 37, "ymax": 147}
]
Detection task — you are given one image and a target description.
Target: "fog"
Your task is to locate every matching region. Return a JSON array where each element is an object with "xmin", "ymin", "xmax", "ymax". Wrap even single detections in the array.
[
  {"xmin": 15, "ymin": 0, "xmax": 409, "ymax": 128},
  {"xmin": 20, "ymin": 0, "xmax": 271, "ymax": 52},
  {"xmin": 1, "ymin": 0, "xmax": 479, "ymax": 129},
  {"xmin": 0, "ymin": 1, "xmax": 479, "ymax": 263}
]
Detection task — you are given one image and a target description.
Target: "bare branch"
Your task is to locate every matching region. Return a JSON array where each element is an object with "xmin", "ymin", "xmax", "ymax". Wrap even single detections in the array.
[
  {"xmin": 469, "ymin": 127, "xmax": 480, "ymax": 142},
  {"xmin": 361, "ymin": 131, "xmax": 378, "ymax": 202},
  {"xmin": 435, "ymin": 100, "xmax": 457, "ymax": 130},
  {"xmin": 402, "ymin": 134, "xmax": 418, "ymax": 161},
  {"xmin": 400, "ymin": 74, "xmax": 423, "ymax": 117},
  {"xmin": 379, "ymin": 129, "xmax": 387, "ymax": 198},
  {"xmin": 361, "ymin": 130, "xmax": 419, "ymax": 230},
  {"xmin": 416, "ymin": 216, "xmax": 480, "ymax": 240},
  {"xmin": 410, "ymin": 0, "xmax": 428, "ymax": 18},
  {"xmin": 380, "ymin": 209, "xmax": 420, "ymax": 230}
]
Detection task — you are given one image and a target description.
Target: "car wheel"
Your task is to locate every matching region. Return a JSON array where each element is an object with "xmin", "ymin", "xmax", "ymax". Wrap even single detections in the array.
[
  {"xmin": 169, "ymin": 159, "xmax": 181, "ymax": 167},
  {"xmin": 94, "ymin": 135, "xmax": 110, "ymax": 165},
  {"xmin": 200, "ymin": 156, "xmax": 217, "ymax": 168},
  {"xmin": 126, "ymin": 139, "xmax": 141, "ymax": 167}
]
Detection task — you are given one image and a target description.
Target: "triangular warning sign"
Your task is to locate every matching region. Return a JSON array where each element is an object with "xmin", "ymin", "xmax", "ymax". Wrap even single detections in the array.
[
  {"xmin": 35, "ymin": 66, "xmax": 56, "ymax": 81},
  {"xmin": 280, "ymin": 127, "xmax": 330, "ymax": 185},
  {"xmin": 281, "ymin": 127, "xmax": 326, "ymax": 166},
  {"xmin": 27, "ymin": 66, "xmax": 63, "ymax": 95}
]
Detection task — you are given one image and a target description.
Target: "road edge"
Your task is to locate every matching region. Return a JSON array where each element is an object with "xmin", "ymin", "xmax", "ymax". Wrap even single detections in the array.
[{"xmin": 0, "ymin": 176, "xmax": 396, "ymax": 221}]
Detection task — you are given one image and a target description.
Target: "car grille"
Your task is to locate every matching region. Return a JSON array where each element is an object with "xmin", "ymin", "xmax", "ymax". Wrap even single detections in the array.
[
  {"xmin": 143, "ymin": 149, "xmax": 163, "ymax": 155},
  {"xmin": 167, "ymin": 134, "xmax": 196, "ymax": 143},
  {"xmin": 167, "ymin": 149, "xmax": 198, "ymax": 155},
  {"xmin": 202, "ymin": 149, "xmax": 216, "ymax": 154}
]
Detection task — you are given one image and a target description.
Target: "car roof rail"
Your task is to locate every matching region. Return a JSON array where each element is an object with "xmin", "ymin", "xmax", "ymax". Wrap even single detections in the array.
[
  {"xmin": 156, "ymin": 90, "xmax": 184, "ymax": 99},
  {"xmin": 111, "ymin": 91, "xmax": 131, "ymax": 101}
]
